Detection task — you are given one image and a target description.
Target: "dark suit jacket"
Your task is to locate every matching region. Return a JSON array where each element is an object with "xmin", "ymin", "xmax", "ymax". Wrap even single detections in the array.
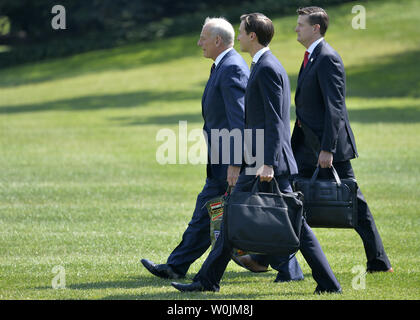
[
  {"xmin": 243, "ymin": 50, "xmax": 298, "ymax": 176},
  {"xmin": 292, "ymin": 40, "xmax": 358, "ymax": 167},
  {"xmin": 202, "ymin": 49, "xmax": 249, "ymax": 180}
]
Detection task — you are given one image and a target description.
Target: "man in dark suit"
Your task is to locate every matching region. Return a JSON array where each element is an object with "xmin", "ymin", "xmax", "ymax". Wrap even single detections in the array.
[
  {"xmin": 292, "ymin": 6, "xmax": 392, "ymax": 273},
  {"xmin": 141, "ymin": 17, "xmax": 300, "ymax": 281},
  {"xmin": 171, "ymin": 13, "xmax": 342, "ymax": 294},
  {"xmin": 141, "ymin": 17, "xmax": 248, "ymax": 279}
]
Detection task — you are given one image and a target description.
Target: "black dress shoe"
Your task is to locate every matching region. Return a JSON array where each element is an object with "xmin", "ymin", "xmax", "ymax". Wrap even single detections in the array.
[
  {"xmin": 141, "ymin": 259, "xmax": 183, "ymax": 279},
  {"xmin": 171, "ymin": 281, "xmax": 218, "ymax": 292},
  {"xmin": 314, "ymin": 286, "xmax": 342, "ymax": 295}
]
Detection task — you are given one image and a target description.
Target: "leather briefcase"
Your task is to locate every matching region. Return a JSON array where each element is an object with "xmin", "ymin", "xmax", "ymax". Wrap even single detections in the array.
[
  {"xmin": 292, "ymin": 165, "xmax": 358, "ymax": 228},
  {"xmin": 224, "ymin": 178, "xmax": 304, "ymax": 256}
]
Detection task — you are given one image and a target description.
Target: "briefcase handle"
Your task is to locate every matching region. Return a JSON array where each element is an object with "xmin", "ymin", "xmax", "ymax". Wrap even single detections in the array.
[
  {"xmin": 225, "ymin": 185, "xmax": 233, "ymax": 196},
  {"xmin": 309, "ymin": 165, "xmax": 342, "ymax": 187},
  {"xmin": 250, "ymin": 177, "xmax": 282, "ymax": 195}
]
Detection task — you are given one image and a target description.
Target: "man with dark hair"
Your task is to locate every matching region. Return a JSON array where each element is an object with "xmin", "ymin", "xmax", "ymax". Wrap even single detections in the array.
[
  {"xmin": 231, "ymin": 12, "xmax": 304, "ymax": 281},
  {"xmin": 296, "ymin": 6, "xmax": 329, "ymax": 36},
  {"xmin": 171, "ymin": 13, "xmax": 342, "ymax": 294},
  {"xmin": 292, "ymin": 7, "xmax": 393, "ymax": 273},
  {"xmin": 239, "ymin": 13, "xmax": 274, "ymax": 46}
]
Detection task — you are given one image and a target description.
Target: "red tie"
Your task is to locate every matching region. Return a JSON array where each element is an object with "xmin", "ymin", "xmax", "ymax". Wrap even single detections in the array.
[{"xmin": 303, "ymin": 51, "xmax": 310, "ymax": 68}]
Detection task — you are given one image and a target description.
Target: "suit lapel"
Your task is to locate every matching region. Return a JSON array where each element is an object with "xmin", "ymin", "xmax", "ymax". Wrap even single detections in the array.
[
  {"xmin": 246, "ymin": 50, "xmax": 270, "ymax": 90},
  {"xmin": 296, "ymin": 40, "xmax": 324, "ymax": 97},
  {"xmin": 245, "ymin": 51, "xmax": 270, "ymax": 124},
  {"xmin": 202, "ymin": 49, "xmax": 236, "ymax": 116}
]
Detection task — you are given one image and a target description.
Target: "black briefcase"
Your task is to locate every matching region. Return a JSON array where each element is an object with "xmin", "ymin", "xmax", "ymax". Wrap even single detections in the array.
[
  {"xmin": 224, "ymin": 178, "xmax": 304, "ymax": 256},
  {"xmin": 292, "ymin": 165, "xmax": 358, "ymax": 228}
]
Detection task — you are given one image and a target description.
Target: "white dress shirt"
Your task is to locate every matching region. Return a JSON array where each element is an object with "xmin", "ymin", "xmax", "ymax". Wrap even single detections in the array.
[
  {"xmin": 306, "ymin": 37, "xmax": 324, "ymax": 59},
  {"xmin": 252, "ymin": 46, "xmax": 270, "ymax": 64},
  {"xmin": 214, "ymin": 47, "xmax": 233, "ymax": 66}
]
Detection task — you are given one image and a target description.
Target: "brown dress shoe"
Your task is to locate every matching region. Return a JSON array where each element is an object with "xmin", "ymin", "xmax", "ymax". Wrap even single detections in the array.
[{"xmin": 232, "ymin": 255, "xmax": 269, "ymax": 273}]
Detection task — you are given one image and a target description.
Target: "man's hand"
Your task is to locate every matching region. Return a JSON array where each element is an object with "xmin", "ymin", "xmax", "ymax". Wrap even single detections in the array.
[
  {"xmin": 256, "ymin": 164, "xmax": 274, "ymax": 182},
  {"xmin": 318, "ymin": 150, "xmax": 333, "ymax": 168},
  {"xmin": 227, "ymin": 165, "xmax": 241, "ymax": 187}
]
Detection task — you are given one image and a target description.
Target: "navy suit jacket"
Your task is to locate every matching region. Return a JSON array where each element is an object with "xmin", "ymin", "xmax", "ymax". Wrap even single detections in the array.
[
  {"xmin": 292, "ymin": 40, "xmax": 358, "ymax": 167},
  {"xmin": 243, "ymin": 50, "xmax": 298, "ymax": 176},
  {"xmin": 202, "ymin": 49, "xmax": 249, "ymax": 180}
]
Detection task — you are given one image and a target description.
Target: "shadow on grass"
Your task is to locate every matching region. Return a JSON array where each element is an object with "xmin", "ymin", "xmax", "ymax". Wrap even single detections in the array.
[
  {"xmin": 0, "ymin": 35, "xmax": 201, "ymax": 88},
  {"xmin": 99, "ymin": 271, "xmax": 314, "ymax": 300},
  {"xmin": 347, "ymin": 105, "xmax": 420, "ymax": 123},
  {"xmin": 100, "ymin": 291, "xmax": 312, "ymax": 299},
  {"xmin": 3, "ymin": 86, "xmax": 418, "ymax": 126},
  {"xmin": 66, "ymin": 275, "xmax": 168, "ymax": 290},
  {"xmin": 109, "ymin": 113, "xmax": 203, "ymax": 126},
  {"xmin": 2, "ymin": 38, "xmax": 418, "ymax": 102},
  {"xmin": 0, "ymin": 90, "xmax": 202, "ymax": 114},
  {"xmin": 345, "ymin": 50, "xmax": 420, "ymax": 98},
  {"xmin": 288, "ymin": 49, "xmax": 420, "ymax": 98},
  {"xmin": 109, "ymin": 105, "xmax": 420, "ymax": 126},
  {"xmin": 32, "ymin": 270, "xmax": 319, "ymax": 299},
  {"xmin": 34, "ymin": 275, "xmax": 173, "ymax": 291}
]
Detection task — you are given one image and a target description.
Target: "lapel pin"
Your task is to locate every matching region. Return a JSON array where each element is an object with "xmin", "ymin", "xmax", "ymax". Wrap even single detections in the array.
[{"xmin": 310, "ymin": 58, "xmax": 314, "ymax": 62}]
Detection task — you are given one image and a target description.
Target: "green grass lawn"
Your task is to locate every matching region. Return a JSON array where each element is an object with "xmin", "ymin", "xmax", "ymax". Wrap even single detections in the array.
[{"xmin": 0, "ymin": 0, "xmax": 419, "ymax": 300}]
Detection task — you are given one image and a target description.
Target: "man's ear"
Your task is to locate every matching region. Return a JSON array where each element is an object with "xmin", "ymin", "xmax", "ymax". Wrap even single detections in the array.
[
  {"xmin": 313, "ymin": 24, "xmax": 321, "ymax": 34},
  {"xmin": 250, "ymin": 32, "xmax": 257, "ymax": 41},
  {"xmin": 215, "ymin": 35, "xmax": 222, "ymax": 47}
]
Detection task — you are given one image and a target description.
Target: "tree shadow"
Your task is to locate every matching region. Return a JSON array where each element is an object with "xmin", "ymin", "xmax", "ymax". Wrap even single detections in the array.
[
  {"xmin": 108, "ymin": 104, "xmax": 420, "ymax": 126},
  {"xmin": 109, "ymin": 113, "xmax": 203, "ymax": 126},
  {"xmin": 288, "ymin": 49, "xmax": 420, "ymax": 99},
  {"xmin": 0, "ymin": 89, "xmax": 202, "ymax": 114},
  {"xmin": 290, "ymin": 102, "xmax": 420, "ymax": 124},
  {"xmin": 0, "ymin": 34, "xmax": 202, "ymax": 88},
  {"xmin": 347, "ymin": 105, "xmax": 420, "ymax": 123},
  {"xmin": 345, "ymin": 49, "xmax": 420, "ymax": 98}
]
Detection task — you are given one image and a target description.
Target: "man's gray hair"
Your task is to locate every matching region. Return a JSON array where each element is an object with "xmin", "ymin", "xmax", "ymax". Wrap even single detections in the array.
[{"xmin": 204, "ymin": 17, "xmax": 235, "ymax": 46}]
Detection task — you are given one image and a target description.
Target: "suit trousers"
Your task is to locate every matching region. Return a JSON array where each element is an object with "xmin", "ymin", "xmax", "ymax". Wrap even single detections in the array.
[
  {"xmin": 298, "ymin": 160, "xmax": 392, "ymax": 271},
  {"xmin": 166, "ymin": 177, "xmax": 305, "ymax": 279},
  {"xmin": 195, "ymin": 174, "xmax": 341, "ymax": 292},
  {"xmin": 166, "ymin": 178, "xmax": 226, "ymax": 276}
]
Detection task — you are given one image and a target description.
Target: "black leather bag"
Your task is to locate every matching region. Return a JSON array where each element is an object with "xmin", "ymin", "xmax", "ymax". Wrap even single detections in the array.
[
  {"xmin": 292, "ymin": 165, "xmax": 358, "ymax": 228},
  {"xmin": 224, "ymin": 178, "xmax": 304, "ymax": 256}
]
